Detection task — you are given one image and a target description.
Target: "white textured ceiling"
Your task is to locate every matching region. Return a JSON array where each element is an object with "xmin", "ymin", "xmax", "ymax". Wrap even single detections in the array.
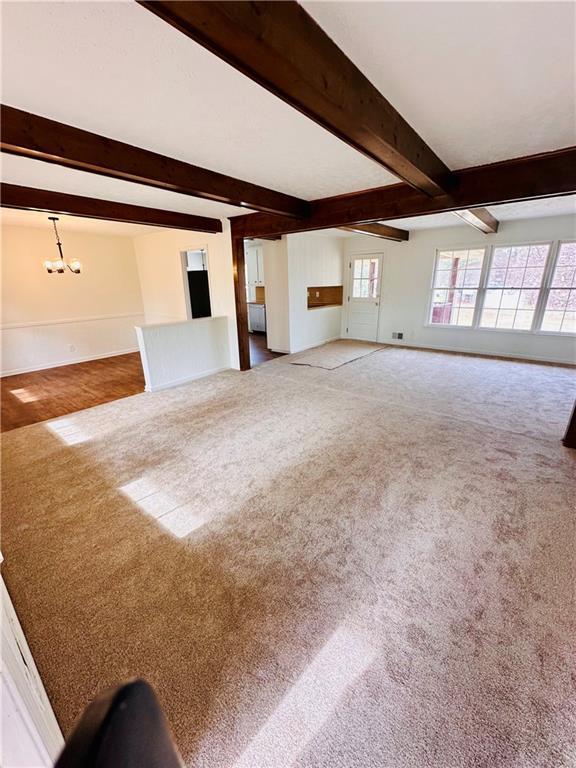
[
  {"xmin": 380, "ymin": 195, "xmax": 576, "ymax": 231},
  {"xmin": 3, "ymin": 196, "xmax": 574, "ymax": 238},
  {"xmin": 0, "ymin": 0, "xmax": 396, "ymax": 207},
  {"xmin": 304, "ymin": 1, "xmax": 576, "ymax": 168},
  {"xmin": 1, "ymin": 1, "xmax": 574, "ymax": 224},
  {"xmin": 0, "ymin": 155, "xmax": 250, "ymax": 219},
  {"xmin": 0, "ymin": 208, "xmax": 163, "ymax": 237}
]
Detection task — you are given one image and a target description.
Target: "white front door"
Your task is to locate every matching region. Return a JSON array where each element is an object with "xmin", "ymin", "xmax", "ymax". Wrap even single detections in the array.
[{"xmin": 346, "ymin": 254, "xmax": 383, "ymax": 341}]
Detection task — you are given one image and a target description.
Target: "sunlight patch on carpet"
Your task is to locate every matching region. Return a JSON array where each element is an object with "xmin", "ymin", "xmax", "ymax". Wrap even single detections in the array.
[
  {"xmin": 45, "ymin": 417, "xmax": 91, "ymax": 445},
  {"xmin": 120, "ymin": 477, "xmax": 213, "ymax": 538},
  {"xmin": 233, "ymin": 625, "xmax": 376, "ymax": 768}
]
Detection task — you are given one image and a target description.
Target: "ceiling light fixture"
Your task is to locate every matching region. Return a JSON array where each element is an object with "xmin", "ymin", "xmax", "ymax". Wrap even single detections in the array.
[{"xmin": 44, "ymin": 217, "xmax": 81, "ymax": 274}]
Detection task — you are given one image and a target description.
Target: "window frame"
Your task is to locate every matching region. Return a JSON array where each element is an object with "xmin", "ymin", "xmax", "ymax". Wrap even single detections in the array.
[
  {"xmin": 351, "ymin": 255, "xmax": 381, "ymax": 300},
  {"xmin": 535, "ymin": 240, "xmax": 576, "ymax": 337},
  {"xmin": 425, "ymin": 239, "xmax": 574, "ymax": 335},
  {"xmin": 426, "ymin": 246, "xmax": 488, "ymax": 329},
  {"xmin": 478, "ymin": 240, "xmax": 553, "ymax": 334}
]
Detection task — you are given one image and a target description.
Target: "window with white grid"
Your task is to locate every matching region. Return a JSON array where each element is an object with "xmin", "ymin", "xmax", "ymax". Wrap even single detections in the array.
[
  {"xmin": 541, "ymin": 242, "xmax": 576, "ymax": 334},
  {"xmin": 429, "ymin": 248, "xmax": 485, "ymax": 327},
  {"xmin": 352, "ymin": 257, "xmax": 379, "ymax": 298},
  {"xmin": 479, "ymin": 244, "xmax": 550, "ymax": 331}
]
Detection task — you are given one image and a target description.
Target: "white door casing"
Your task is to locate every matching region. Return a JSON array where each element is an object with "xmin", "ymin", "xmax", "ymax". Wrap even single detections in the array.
[{"xmin": 345, "ymin": 254, "xmax": 383, "ymax": 341}]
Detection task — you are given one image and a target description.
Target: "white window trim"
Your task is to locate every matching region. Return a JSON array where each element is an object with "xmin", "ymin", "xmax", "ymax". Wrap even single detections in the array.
[
  {"xmin": 479, "ymin": 239, "xmax": 553, "ymax": 333},
  {"xmin": 535, "ymin": 239, "xmax": 576, "ymax": 336},
  {"xmin": 426, "ymin": 246, "xmax": 488, "ymax": 329},
  {"xmin": 425, "ymin": 239, "xmax": 576, "ymax": 336}
]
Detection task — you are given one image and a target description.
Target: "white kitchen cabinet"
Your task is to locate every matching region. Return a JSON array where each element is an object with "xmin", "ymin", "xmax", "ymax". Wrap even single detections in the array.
[
  {"xmin": 245, "ymin": 246, "xmax": 265, "ymax": 286},
  {"xmin": 257, "ymin": 248, "xmax": 265, "ymax": 284},
  {"xmin": 248, "ymin": 303, "xmax": 266, "ymax": 332}
]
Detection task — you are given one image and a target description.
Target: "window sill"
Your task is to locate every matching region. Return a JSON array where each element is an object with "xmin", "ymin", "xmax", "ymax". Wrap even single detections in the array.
[{"xmin": 423, "ymin": 323, "xmax": 474, "ymax": 330}]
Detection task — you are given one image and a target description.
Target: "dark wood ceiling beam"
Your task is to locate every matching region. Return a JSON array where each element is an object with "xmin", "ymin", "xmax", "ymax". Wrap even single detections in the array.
[
  {"xmin": 0, "ymin": 104, "xmax": 309, "ymax": 219},
  {"xmin": 230, "ymin": 147, "xmax": 576, "ymax": 239},
  {"xmin": 453, "ymin": 207, "xmax": 499, "ymax": 234},
  {"xmin": 0, "ymin": 183, "xmax": 223, "ymax": 233},
  {"xmin": 138, "ymin": 0, "xmax": 452, "ymax": 197},
  {"xmin": 340, "ymin": 223, "xmax": 409, "ymax": 241}
]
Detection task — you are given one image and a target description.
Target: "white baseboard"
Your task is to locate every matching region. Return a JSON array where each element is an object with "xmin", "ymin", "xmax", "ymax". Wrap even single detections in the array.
[
  {"xmin": 145, "ymin": 366, "xmax": 230, "ymax": 392},
  {"xmin": 1, "ymin": 348, "xmax": 140, "ymax": 378},
  {"xmin": 383, "ymin": 338, "xmax": 576, "ymax": 366}
]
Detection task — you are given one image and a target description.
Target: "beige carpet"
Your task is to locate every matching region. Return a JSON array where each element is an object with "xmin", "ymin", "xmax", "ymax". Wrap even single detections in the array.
[
  {"xmin": 285, "ymin": 339, "xmax": 386, "ymax": 369},
  {"xmin": 2, "ymin": 345, "xmax": 575, "ymax": 767}
]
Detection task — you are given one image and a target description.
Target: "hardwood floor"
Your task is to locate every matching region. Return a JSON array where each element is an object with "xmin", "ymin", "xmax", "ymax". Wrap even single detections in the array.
[
  {"xmin": 2, "ymin": 341, "xmax": 280, "ymax": 431},
  {"xmin": 1, "ymin": 353, "xmax": 145, "ymax": 432},
  {"xmin": 249, "ymin": 332, "xmax": 285, "ymax": 366}
]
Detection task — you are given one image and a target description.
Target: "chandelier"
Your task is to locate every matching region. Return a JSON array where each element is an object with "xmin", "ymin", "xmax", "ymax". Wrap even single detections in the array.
[{"xmin": 44, "ymin": 217, "xmax": 81, "ymax": 274}]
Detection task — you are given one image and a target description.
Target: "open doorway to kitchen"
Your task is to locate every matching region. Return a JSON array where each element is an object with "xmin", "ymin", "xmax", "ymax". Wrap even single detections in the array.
[{"xmin": 244, "ymin": 241, "xmax": 284, "ymax": 366}]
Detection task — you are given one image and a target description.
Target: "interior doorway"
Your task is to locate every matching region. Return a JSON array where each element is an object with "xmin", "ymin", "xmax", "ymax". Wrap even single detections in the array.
[
  {"xmin": 345, "ymin": 254, "xmax": 383, "ymax": 341},
  {"xmin": 244, "ymin": 241, "xmax": 283, "ymax": 366},
  {"xmin": 182, "ymin": 249, "xmax": 212, "ymax": 319}
]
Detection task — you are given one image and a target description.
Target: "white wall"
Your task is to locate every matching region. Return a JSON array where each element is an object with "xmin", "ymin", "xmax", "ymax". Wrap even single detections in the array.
[
  {"xmin": 262, "ymin": 238, "xmax": 291, "ymax": 353},
  {"xmin": 344, "ymin": 214, "xmax": 576, "ymax": 364},
  {"xmin": 133, "ymin": 235, "xmax": 188, "ymax": 325},
  {"xmin": 136, "ymin": 317, "xmax": 230, "ymax": 391},
  {"xmin": 284, "ymin": 233, "xmax": 344, "ymax": 353},
  {"xmin": 132, "ymin": 222, "xmax": 239, "ymax": 368},
  {"xmin": 1, "ymin": 225, "xmax": 145, "ymax": 375}
]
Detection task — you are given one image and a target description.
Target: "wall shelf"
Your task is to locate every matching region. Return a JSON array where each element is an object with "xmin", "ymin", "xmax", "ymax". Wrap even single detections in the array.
[{"xmin": 307, "ymin": 285, "xmax": 343, "ymax": 309}]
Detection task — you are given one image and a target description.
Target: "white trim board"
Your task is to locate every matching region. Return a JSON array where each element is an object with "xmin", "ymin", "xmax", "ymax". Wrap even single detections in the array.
[{"xmin": 0, "ymin": 312, "xmax": 144, "ymax": 330}]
